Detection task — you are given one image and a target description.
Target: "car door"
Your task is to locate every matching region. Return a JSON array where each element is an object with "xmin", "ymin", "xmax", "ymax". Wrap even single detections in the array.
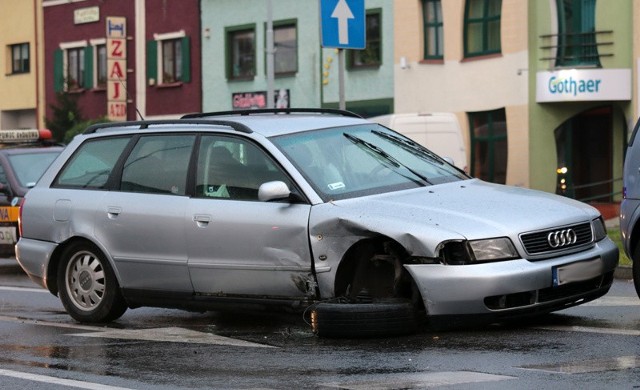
[
  {"xmin": 186, "ymin": 135, "xmax": 314, "ymax": 299},
  {"xmin": 99, "ymin": 134, "xmax": 196, "ymax": 293}
]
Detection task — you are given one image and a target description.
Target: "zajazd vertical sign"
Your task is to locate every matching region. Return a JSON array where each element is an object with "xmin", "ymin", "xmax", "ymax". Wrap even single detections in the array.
[{"xmin": 106, "ymin": 17, "xmax": 127, "ymax": 121}]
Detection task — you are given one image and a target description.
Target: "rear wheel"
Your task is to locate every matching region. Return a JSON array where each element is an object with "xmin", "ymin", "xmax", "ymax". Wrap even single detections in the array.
[{"xmin": 57, "ymin": 242, "xmax": 127, "ymax": 323}]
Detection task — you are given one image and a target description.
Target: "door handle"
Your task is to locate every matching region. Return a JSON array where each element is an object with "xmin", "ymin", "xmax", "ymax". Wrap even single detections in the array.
[
  {"xmin": 193, "ymin": 214, "xmax": 211, "ymax": 227},
  {"xmin": 107, "ymin": 206, "xmax": 122, "ymax": 219}
]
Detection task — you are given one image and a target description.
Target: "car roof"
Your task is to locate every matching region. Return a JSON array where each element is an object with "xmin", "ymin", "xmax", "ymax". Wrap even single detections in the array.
[{"xmin": 84, "ymin": 109, "xmax": 371, "ymax": 138}]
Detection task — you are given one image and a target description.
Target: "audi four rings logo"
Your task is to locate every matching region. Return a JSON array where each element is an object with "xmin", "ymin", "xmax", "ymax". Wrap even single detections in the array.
[{"xmin": 547, "ymin": 229, "xmax": 578, "ymax": 248}]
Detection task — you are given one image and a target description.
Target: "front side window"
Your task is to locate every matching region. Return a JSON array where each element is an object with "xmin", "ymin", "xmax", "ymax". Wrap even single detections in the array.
[
  {"xmin": 274, "ymin": 23, "xmax": 297, "ymax": 75},
  {"xmin": 67, "ymin": 47, "xmax": 85, "ymax": 90},
  {"xmin": 464, "ymin": 0, "xmax": 502, "ymax": 57},
  {"xmin": 228, "ymin": 27, "xmax": 256, "ymax": 79},
  {"xmin": 556, "ymin": 0, "xmax": 598, "ymax": 67},
  {"xmin": 469, "ymin": 109, "xmax": 507, "ymax": 184},
  {"xmin": 349, "ymin": 11, "xmax": 381, "ymax": 68},
  {"xmin": 121, "ymin": 135, "xmax": 195, "ymax": 195},
  {"xmin": 423, "ymin": 0, "xmax": 443, "ymax": 59},
  {"xmin": 161, "ymin": 39, "xmax": 183, "ymax": 84},
  {"xmin": 54, "ymin": 137, "xmax": 132, "ymax": 188},
  {"xmin": 10, "ymin": 43, "xmax": 29, "ymax": 74},
  {"xmin": 196, "ymin": 135, "xmax": 291, "ymax": 201},
  {"xmin": 273, "ymin": 125, "xmax": 467, "ymax": 202}
]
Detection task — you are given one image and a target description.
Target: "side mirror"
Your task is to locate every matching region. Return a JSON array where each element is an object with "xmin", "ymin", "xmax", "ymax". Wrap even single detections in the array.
[
  {"xmin": 442, "ymin": 157, "xmax": 455, "ymax": 166},
  {"xmin": 258, "ymin": 181, "xmax": 291, "ymax": 202}
]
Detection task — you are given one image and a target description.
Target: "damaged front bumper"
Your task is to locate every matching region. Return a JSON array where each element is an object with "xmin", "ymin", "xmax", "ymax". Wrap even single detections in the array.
[{"xmin": 404, "ymin": 238, "xmax": 619, "ymax": 318}]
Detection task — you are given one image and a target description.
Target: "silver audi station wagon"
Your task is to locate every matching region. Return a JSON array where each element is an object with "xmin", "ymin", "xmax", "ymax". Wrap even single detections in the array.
[{"xmin": 16, "ymin": 109, "xmax": 618, "ymax": 337}]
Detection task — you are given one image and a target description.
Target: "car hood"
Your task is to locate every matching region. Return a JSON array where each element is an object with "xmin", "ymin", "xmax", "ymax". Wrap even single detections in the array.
[{"xmin": 310, "ymin": 179, "xmax": 599, "ymax": 256}]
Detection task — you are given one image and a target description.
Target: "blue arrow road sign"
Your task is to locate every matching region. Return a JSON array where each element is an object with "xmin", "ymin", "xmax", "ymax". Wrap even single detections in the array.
[{"xmin": 320, "ymin": 0, "xmax": 365, "ymax": 49}]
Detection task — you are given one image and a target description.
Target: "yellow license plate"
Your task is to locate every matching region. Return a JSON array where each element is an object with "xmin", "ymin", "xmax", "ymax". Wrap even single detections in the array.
[{"xmin": 0, "ymin": 206, "xmax": 19, "ymax": 222}]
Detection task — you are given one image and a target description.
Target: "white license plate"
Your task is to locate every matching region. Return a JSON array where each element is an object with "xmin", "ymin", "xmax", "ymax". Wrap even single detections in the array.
[
  {"xmin": 552, "ymin": 257, "xmax": 603, "ymax": 287},
  {"xmin": 0, "ymin": 226, "xmax": 16, "ymax": 245}
]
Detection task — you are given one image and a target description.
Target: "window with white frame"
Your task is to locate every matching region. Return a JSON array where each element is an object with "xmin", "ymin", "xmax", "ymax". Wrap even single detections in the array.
[{"xmin": 147, "ymin": 31, "xmax": 191, "ymax": 86}]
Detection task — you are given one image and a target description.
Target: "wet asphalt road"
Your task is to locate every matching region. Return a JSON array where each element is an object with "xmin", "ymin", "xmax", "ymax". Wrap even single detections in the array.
[{"xmin": 1, "ymin": 259, "xmax": 639, "ymax": 389}]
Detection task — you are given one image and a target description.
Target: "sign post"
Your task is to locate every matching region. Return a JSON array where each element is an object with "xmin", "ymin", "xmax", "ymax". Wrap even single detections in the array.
[{"xmin": 320, "ymin": 0, "xmax": 365, "ymax": 110}]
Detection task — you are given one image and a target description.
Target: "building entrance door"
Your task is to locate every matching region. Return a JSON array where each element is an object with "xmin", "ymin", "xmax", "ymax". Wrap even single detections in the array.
[{"xmin": 555, "ymin": 106, "xmax": 613, "ymax": 202}]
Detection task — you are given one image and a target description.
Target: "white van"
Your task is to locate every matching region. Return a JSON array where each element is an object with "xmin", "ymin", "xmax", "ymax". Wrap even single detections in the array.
[{"xmin": 369, "ymin": 112, "xmax": 468, "ymax": 172}]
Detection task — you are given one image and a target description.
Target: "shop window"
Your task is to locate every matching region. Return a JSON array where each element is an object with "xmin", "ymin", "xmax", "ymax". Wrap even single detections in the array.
[
  {"xmin": 349, "ymin": 10, "xmax": 381, "ymax": 68},
  {"xmin": 423, "ymin": 0, "xmax": 443, "ymax": 59},
  {"xmin": 463, "ymin": 0, "xmax": 502, "ymax": 58},
  {"xmin": 469, "ymin": 109, "xmax": 507, "ymax": 184},
  {"xmin": 273, "ymin": 22, "xmax": 297, "ymax": 75},
  {"xmin": 227, "ymin": 26, "xmax": 256, "ymax": 80},
  {"xmin": 147, "ymin": 33, "xmax": 191, "ymax": 86},
  {"xmin": 556, "ymin": 0, "xmax": 599, "ymax": 67},
  {"xmin": 10, "ymin": 43, "xmax": 29, "ymax": 74}
]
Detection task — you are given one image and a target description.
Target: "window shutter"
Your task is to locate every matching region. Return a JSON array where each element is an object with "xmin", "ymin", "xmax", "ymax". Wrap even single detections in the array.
[
  {"xmin": 146, "ymin": 40, "xmax": 157, "ymax": 83},
  {"xmin": 53, "ymin": 49, "xmax": 63, "ymax": 92},
  {"xmin": 181, "ymin": 36, "xmax": 191, "ymax": 83},
  {"xmin": 84, "ymin": 46, "xmax": 94, "ymax": 89}
]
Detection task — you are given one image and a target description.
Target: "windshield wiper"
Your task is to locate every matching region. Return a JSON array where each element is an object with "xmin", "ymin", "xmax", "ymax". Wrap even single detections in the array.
[
  {"xmin": 343, "ymin": 133, "xmax": 431, "ymax": 186},
  {"xmin": 371, "ymin": 130, "xmax": 445, "ymax": 166}
]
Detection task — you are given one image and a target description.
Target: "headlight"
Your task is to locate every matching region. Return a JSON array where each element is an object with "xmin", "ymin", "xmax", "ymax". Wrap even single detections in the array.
[
  {"xmin": 592, "ymin": 217, "xmax": 607, "ymax": 241},
  {"xmin": 439, "ymin": 237, "xmax": 519, "ymax": 265},
  {"xmin": 468, "ymin": 237, "xmax": 519, "ymax": 262}
]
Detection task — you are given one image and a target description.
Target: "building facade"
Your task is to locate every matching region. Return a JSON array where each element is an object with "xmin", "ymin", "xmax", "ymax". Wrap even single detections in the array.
[
  {"xmin": 42, "ymin": 0, "xmax": 201, "ymax": 126},
  {"xmin": 0, "ymin": 0, "xmax": 44, "ymax": 130},
  {"xmin": 393, "ymin": 0, "xmax": 634, "ymax": 210},
  {"xmin": 200, "ymin": 0, "xmax": 394, "ymax": 117}
]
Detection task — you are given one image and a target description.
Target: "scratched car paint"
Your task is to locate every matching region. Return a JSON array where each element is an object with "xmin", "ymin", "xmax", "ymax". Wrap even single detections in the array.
[{"xmin": 16, "ymin": 109, "xmax": 618, "ymax": 333}]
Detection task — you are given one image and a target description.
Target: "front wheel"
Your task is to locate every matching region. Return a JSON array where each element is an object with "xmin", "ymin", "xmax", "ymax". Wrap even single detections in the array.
[
  {"xmin": 311, "ymin": 300, "xmax": 419, "ymax": 338},
  {"xmin": 57, "ymin": 242, "xmax": 127, "ymax": 323}
]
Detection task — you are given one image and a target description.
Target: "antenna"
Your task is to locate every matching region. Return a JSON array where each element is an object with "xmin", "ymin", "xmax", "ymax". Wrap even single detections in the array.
[{"xmin": 116, "ymin": 74, "xmax": 145, "ymax": 121}]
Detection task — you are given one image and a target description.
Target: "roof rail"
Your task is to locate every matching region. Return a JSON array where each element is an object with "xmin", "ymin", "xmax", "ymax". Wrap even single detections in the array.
[
  {"xmin": 181, "ymin": 108, "xmax": 363, "ymax": 119},
  {"xmin": 82, "ymin": 119, "xmax": 253, "ymax": 135}
]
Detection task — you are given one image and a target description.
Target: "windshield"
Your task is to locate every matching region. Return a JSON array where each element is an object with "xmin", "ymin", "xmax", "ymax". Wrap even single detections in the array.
[
  {"xmin": 9, "ymin": 151, "xmax": 61, "ymax": 188},
  {"xmin": 272, "ymin": 124, "xmax": 469, "ymax": 201}
]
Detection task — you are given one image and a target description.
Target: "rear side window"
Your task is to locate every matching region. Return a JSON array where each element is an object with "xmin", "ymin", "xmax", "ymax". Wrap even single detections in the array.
[
  {"xmin": 54, "ymin": 137, "xmax": 131, "ymax": 188},
  {"xmin": 121, "ymin": 135, "xmax": 195, "ymax": 195}
]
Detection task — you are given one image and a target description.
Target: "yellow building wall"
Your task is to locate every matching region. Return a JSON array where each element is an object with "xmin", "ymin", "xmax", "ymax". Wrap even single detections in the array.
[
  {"xmin": 393, "ymin": 0, "xmax": 530, "ymax": 187},
  {"xmin": 0, "ymin": 0, "xmax": 37, "ymax": 112}
]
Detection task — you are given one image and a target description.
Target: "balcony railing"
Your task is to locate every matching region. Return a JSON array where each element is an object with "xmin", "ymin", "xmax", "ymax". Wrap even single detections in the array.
[{"xmin": 539, "ymin": 30, "xmax": 613, "ymax": 67}]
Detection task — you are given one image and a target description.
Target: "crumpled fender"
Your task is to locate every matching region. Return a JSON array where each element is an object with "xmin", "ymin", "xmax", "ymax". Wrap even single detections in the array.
[{"xmin": 308, "ymin": 201, "xmax": 465, "ymax": 298}]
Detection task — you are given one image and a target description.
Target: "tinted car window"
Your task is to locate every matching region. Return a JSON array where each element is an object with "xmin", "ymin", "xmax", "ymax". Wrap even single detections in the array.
[
  {"xmin": 9, "ymin": 152, "xmax": 61, "ymax": 188},
  {"xmin": 196, "ymin": 135, "xmax": 291, "ymax": 201},
  {"xmin": 54, "ymin": 137, "xmax": 131, "ymax": 188},
  {"xmin": 121, "ymin": 135, "xmax": 195, "ymax": 195}
]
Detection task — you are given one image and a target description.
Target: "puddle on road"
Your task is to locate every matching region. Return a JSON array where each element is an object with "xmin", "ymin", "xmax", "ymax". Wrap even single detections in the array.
[{"xmin": 520, "ymin": 355, "xmax": 640, "ymax": 374}]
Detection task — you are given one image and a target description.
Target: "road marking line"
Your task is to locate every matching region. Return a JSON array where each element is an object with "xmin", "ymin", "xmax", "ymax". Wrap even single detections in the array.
[
  {"xmin": 70, "ymin": 326, "xmax": 276, "ymax": 348},
  {"xmin": 519, "ymin": 355, "xmax": 640, "ymax": 374},
  {"xmin": 535, "ymin": 324, "xmax": 640, "ymax": 336},
  {"xmin": 320, "ymin": 371, "xmax": 515, "ymax": 389},
  {"xmin": 0, "ymin": 368, "xmax": 133, "ymax": 390},
  {"xmin": 0, "ymin": 315, "xmax": 275, "ymax": 348},
  {"xmin": 583, "ymin": 296, "xmax": 640, "ymax": 306},
  {"xmin": 0, "ymin": 285, "xmax": 48, "ymax": 293}
]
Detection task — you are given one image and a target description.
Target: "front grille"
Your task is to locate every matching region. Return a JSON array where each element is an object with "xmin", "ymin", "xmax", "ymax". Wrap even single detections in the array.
[{"xmin": 520, "ymin": 222, "xmax": 593, "ymax": 256}]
